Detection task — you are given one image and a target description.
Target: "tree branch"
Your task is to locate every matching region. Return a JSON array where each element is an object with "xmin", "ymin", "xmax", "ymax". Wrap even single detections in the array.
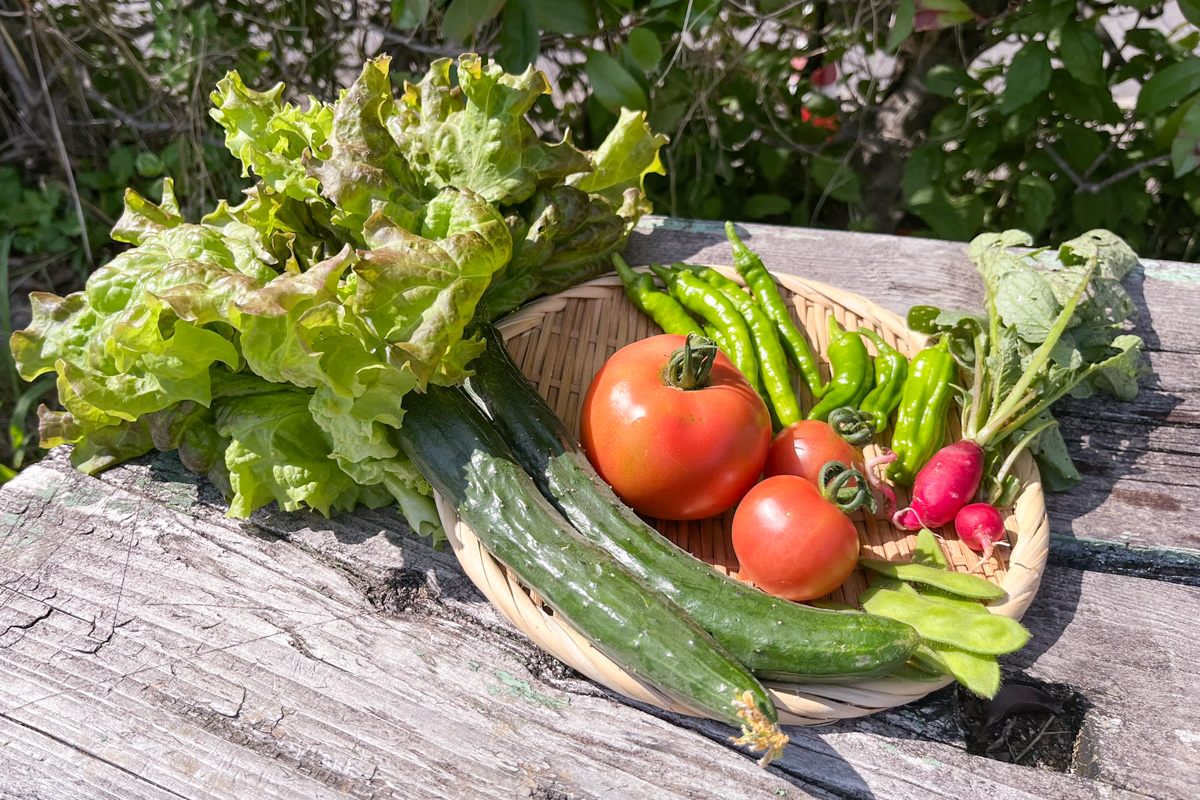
[
  {"xmin": 849, "ymin": 1, "xmax": 1010, "ymax": 232},
  {"xmin": 1042, "ymin": 142, "xmax": 1169, "ymax": 194}
]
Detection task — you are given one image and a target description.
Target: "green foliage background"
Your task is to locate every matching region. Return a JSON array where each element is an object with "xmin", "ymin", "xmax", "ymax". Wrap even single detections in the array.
[{"xmin": 2, "ymin": 0, "xmax": 1199, "ymax": 475}]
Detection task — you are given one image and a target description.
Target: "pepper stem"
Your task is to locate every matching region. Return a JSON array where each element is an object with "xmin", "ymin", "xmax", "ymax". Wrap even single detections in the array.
[
  {"xmin": 662, "ymin": 333, "xmax": 717, "ymax": 390},
  {"xmin": 817, "ymin": 460, "xmax": 877, "ymax": 514},
  {"xmin": 828, "ymin": 407, "xmax": 876, "ymax": 446}
]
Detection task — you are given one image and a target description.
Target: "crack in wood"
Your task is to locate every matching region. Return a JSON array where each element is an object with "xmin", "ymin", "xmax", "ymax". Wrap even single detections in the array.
[
  {"xmin": 1049, "ymin": 538, "xmax": 1200, "ymax": 586},
  {"xmin": 0, "ymin": 712, "xmax": 193, "ymax": 799}
]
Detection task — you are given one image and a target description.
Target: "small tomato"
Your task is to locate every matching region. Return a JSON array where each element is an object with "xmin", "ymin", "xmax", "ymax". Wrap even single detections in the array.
[
  {"xmin": 731, "ymin": 475, "xmax": 860, "ymax": 601},
  {"xmin": 764, "ymin": 419, "xmax": 865, "ymax": 484}
]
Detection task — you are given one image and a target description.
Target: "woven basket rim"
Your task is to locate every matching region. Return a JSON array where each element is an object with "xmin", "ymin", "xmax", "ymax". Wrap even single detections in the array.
[{"xmin": 439, "ymin": 267, "xmax": 1051, "ymax": 725}]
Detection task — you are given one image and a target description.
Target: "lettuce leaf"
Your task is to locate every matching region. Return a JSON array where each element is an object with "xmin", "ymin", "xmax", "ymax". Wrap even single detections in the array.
[
  {"xmin": 305, "ymin": 57, "xmax": 429, "ymax": 240},
  {"xmin": 11, "ymin": 211, "xmax": 264, "ymax": 431},
  {"xmin": 202, "ymin": 188, "xmax": 347, "ymax": 273},
  {"xmin": 146, "ymin": 398, "xmax": 232, "ymax": 496},
  {"xmin": 38, "ymin": 407, "xmax": 156, "ymax": 475},
  {"xmin": 213, "ymin": 381, "xmax": 371, "ymax": 517},
  {"xmin": 210, "ymin": 71, "xmax": 332, "ymax": 203},
  {"xmin": 13, "ymin": 53, "xmax": 665, "ymax": 542},
  {"xmin": 354, "ymin": 187, "xmax": 512, "ymax": 384},
  {"xmin": 394, "ymin": 54, "xmax": 592, "ymax": 206},
  {"xmin": 568, "ymin": 107, "xmax": 668, "ymax": 222}
]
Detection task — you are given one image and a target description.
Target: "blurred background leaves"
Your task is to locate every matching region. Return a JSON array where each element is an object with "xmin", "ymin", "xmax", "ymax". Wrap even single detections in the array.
[{"xmin": 3, "ymin": 0, "xmax": 1199, "ymax": 476}]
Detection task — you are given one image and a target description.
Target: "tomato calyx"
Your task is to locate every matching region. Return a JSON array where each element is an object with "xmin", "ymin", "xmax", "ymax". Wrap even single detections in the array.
[
  {"xmin": 827, "ymin": 407, "xmax": 875, "ymax": 446},
  {"xmin": 661, "ymin": 333, "xmax": 717, "ymax": 390},
  {"xmin": 818, "ymin": 460, "xmax": 877, "ymax": 514}
]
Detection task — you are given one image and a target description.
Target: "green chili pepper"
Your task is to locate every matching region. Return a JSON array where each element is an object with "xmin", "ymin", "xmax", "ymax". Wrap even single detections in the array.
[
  {"xmin": 886, "ymin": 338, "xmax": 959, "ymax": 486},
  {"xmin": 806, "ymin": 317, "xmax": 871, "ymax": 421},
  {"xmin": 725, "ymin": 222, "xmax": 829, "ymax": 398},
  {"xmin": 612, "ymin": 255, "xmax": 703, "ymax": 337},
  {"xmin": 674, "ymin": 263, "xmax": 801, "ymax": 428},
  {"xmin": 649, "ymin": 264, "xmax": 759, "ymax": 389},
  {"xmin": 856, "ymin": 329, "xmax": 909, "ymax": 432}
]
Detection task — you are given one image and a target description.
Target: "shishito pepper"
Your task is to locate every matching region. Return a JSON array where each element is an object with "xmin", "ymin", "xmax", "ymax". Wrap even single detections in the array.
[
  {"xmin": 613, "ymin": 255, "xmax": 704, "ymax": 337},
  {"xmin": 725, "ymin": 222, "xmax": 829, "ymax": 397},
  {"xmin": 856, "ymin": 329, "xmax": 909, "ymax": 432},
  {"xmin": 807, "ymin": 317, "xmax": 872, "ymax": 421},
  {"xmin": 673, "ymin": 263, "xmax": 802, "ymax": 428},
  {"xmin": 886, "ymin": 338, "xmax": 959, "ymax": 486},
  {"xmin": 650, "ymin": 264, "xmax": 760, "ymax": 390}
]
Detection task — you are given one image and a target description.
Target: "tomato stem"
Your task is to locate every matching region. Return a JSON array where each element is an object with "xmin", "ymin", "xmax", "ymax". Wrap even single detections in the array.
[
  {"xmin": 817, "ymin": 460, "xmax": 877, "ymax": 514},
  {"xmin": 662, "ymin": 333, "xmax": 717, "ymax": 390},
  {"xmin": 828, "ymin": 407, "xmax": 875, "ymax": 446}
]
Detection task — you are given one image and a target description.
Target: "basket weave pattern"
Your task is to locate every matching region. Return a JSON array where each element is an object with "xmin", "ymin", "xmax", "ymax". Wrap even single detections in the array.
[{"xmin": 437, "ymin": 269, "xmax": 1050, "ymax": 724}]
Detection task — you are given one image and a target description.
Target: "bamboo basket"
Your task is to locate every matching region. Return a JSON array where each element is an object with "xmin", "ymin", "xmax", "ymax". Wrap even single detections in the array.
[{"xmin": 435, "ymin": 267, "xmax": 1050, "ymax": 725}]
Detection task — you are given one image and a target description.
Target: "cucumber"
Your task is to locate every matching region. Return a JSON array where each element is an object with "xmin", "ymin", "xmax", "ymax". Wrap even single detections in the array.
[
  {"xmin": 462, "ymin": 323, "xmax": 920, "ymax": 682},
  {"xmin": 396, "ymin": 383, "xmax": 787, "ymax": 763}
]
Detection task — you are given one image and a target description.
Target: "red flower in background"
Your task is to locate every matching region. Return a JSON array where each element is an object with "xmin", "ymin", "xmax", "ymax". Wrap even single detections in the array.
[
  {"xmin": 913, "ymin": 0, "xmax": 979, "ymax": 32},
  {"xmin": 810, "ymin": 63, "xmax": 838, "ymax": 87},
  {"xmin": 800, "ymin": 108, "xmax": 838, "ymax": 134}
]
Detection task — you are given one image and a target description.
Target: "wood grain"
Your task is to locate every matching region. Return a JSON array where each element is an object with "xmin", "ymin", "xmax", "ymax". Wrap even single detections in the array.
[
  {"xmin": 1, "ymin": 451, "xmax": 1192, "ymax": 798},
  {"xmin": 627, "ymin": 219, "xmax": 1200, "ymax": 557}
]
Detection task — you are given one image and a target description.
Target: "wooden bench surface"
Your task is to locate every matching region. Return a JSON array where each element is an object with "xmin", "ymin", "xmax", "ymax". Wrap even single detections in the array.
[{"xmin": 2, "ymin": 220, "xmax": 1198, "ymax": 799}]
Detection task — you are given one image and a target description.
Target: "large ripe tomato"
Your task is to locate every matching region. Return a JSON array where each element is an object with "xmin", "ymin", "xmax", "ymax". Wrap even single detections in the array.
[
  {"xmin": 764, "ymin": 420, "xmax": 864, "ymax": 484},
  {"xmin": 581, "ymin": 334, "xmax": 770, "ymax": 521},
  {"xmin": 731, "ymin": 475, "xmax": 860, "ymax": 601}
]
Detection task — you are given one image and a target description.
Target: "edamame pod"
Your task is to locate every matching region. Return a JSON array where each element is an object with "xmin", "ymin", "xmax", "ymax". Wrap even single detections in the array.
[
  {"xmin": 911, "ymin": 528, "xmax": 949, "ymax": 569},
  {"xmin": 860, "ymin": 588, "xmax": 1029, "ymax": 655},
  {"xmin": 914, "ymin": 643, "xmax": 1002, "ymax": 698},
  {"xmin": 859, "ymin": 558, "xmax": 1005, "ymax": 600}
]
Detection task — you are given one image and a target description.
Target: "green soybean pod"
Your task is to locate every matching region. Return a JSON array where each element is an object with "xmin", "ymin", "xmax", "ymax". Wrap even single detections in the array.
[
  {"xmin": 869, "ymin": 576, "xmax": 908, "ymax": 594},
  {"xmin": 859, "ymin": 558, "xmax": 1005, "ymax": 600},
  {"xmin": 915, "ymin": 586, "xmax": 990, "ymax": 614},
  {"xmin": 914, "ymin": 643, "xmax": 1002, "ymax": 698},
  {"xmin": 910, "ymin": 644, "xmax": 946, "ymax": 676},
  {"xmin": 888, "ymin": 660, "xmax": 946, "ymax": 683},
  {"xmin": 911, "ymin": 528, "xmax": 949, "ymax": 569},
  {"xmin": 860, "ymin": 588, "xmax": 1030, "ymax": 655},
  {"xmin": 886, "ymin": 579, "xmax": 985, "ymax": 615}
]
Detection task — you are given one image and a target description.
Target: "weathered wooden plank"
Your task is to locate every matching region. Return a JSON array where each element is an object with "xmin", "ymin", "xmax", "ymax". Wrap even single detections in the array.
[
  {"xmin": 627, "ymin": 219, "xmax": 1200, "ymax": 557},
  {"xmin": 0, "ymin": 459, "xmax": 823, "ymax": 800},
  {"xmin": 0, "ymin": 715, "xmax": 187, "ymax": 800},
  {"xmin": 1008, "ymin": 567, "xmax": 1200, "ymax": 799},
  {"xmin": 2, "ymin": 454, "xmax": 1191, "ymax": 799}
]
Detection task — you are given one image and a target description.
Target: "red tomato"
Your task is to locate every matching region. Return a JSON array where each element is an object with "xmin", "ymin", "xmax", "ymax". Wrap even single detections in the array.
[
  {"xmin": 731, "ymin": 475, "xmax": 860, "ymax": 601},
  {"xmin": 581, "ymin": 334, "xmax": 771, "ymax": 521},
  {"xmin": 764, "ymin": 420, "xmax": 864, "ymax": 484}
]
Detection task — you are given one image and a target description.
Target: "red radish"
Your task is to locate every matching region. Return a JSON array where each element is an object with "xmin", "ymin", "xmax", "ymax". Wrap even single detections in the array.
[
  {"xmin": 955, "ymin": 503, "xmax": 1008, "ymax": 563},
  {"xmin": 892, "ymin": 440, "xmax": 984, "ymax": 530},
  {"xmin": 865, "ymin": 448, "xmax": 898, "ymax": 518}
]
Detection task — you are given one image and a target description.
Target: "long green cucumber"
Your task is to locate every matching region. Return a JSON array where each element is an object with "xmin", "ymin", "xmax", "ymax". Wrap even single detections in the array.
[
  {"xmin": 462, "ymin": 323, "xmax": 920, "ymax": 682},
  {"xmin": 396, "ymin": 383, "xmax": 787, "ymax": 763}
]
